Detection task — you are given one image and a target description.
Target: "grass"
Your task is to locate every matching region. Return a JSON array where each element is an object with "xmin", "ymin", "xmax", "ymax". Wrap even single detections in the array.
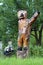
[{"xmin": 0, "ymin": 56, "xmax": 43, "ymax": 65}]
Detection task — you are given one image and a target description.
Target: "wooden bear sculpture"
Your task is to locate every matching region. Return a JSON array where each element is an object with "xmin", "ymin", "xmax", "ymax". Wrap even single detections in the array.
[{"xmin": 17, "ymin": 10, "xmax": 40, "ymax": 58}]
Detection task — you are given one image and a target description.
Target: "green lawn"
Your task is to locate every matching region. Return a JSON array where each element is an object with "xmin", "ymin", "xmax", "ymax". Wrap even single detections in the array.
[{"xmin": 0, "ymin": 56, "xmax": 43, "ymax": 65}]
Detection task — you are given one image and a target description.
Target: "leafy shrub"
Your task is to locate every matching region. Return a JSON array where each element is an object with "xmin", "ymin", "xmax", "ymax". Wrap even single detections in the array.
[{"xmin": 29, "ymin": 45, "xmax": 43, "ymax": 57}]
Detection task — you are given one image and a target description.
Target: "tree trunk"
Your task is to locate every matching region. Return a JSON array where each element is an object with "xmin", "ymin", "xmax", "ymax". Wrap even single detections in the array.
[
  {"xmin": 38, "ymin": 24, "xmax": 43, "ymax": 45},
  {"xmin": 34, "ymin": 28, "xmax": 39, "ymax": 45},
  {"xmin": 32, "ymin": 24, "xmax": 43, "ymax": 46}
]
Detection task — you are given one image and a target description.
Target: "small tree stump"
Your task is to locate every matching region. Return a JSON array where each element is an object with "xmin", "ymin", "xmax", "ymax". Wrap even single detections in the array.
[{"xmin": 17, "ymin": 50, "xmax": 29, "ymax": 59}]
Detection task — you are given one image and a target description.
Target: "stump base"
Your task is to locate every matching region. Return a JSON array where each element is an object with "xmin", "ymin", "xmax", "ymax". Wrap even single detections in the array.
[{"xmin": 17, "ymin": 50, "xmax": 29, "ymax": 58}]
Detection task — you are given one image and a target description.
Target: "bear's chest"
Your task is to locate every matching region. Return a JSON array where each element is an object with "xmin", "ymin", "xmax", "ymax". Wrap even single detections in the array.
[
  {"xmin": 18, "ymin": 19, "xmax": 31, "ymax": 34},
  {"xmin": 19, "ymin": 20, "xmax": 28, "ymax": 29}
]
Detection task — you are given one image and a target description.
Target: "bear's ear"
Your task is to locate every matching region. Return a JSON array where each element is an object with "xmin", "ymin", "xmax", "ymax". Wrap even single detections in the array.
[
  {"xmin": 17, "ymin": 10, "xmax": 21, "ymax": 18},
  {"xmin": 17, "ymin": 10, "xmax": 20, "ymax": 15},
  {"xmin": 17, "ymin": 10, "xmax": 21, "ymax": 14},
  {"xmin": 24, "ymin": 10, "xmax": 27, "ymax": 17},
  {"xmin": 24, "ymin": 10, "xmax": 27, "ymax": 14}
]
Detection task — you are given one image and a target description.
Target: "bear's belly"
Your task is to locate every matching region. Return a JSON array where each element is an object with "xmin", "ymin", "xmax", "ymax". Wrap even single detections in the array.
[
  {"xmin": 19, "ymin": 25, "xmax": 31, "ymax": 37},
  {"xmin": 19, "ymin": 26, "xmax": 27, "ymax": 34}
]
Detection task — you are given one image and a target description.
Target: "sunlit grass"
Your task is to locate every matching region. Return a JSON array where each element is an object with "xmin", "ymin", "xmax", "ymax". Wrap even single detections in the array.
[{"xmin": 0, "ymin": 56, "xmax": 43, "ymax": 65}]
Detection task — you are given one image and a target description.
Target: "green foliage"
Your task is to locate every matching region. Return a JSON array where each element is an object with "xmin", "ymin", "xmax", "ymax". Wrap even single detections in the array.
[{"xmin": 30, "ymin": 45, "xmax": 43, "ymax": 57}]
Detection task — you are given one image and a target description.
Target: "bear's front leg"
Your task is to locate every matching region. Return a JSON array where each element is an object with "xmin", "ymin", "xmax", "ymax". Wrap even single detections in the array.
[{"xmin": 29, "ymin": 11, "xmax": 40, "ymax": 25}]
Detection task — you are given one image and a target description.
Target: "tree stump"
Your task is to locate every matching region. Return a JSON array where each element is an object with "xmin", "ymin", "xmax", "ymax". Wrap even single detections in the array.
[{"xmin": 17, "ymin": 50, "xmax": 29, "ymax": 59}]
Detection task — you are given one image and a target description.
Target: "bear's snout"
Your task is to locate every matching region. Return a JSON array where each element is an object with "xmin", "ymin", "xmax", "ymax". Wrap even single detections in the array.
[{"xmin": 20, "ymin": 13, "xmax": 24, "ymax": 17}]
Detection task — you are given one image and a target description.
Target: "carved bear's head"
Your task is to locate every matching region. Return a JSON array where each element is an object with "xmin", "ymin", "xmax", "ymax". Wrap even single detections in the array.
[{"xmin": 17, "ymin": 10, "xmax": 27, "ymax": 19}]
